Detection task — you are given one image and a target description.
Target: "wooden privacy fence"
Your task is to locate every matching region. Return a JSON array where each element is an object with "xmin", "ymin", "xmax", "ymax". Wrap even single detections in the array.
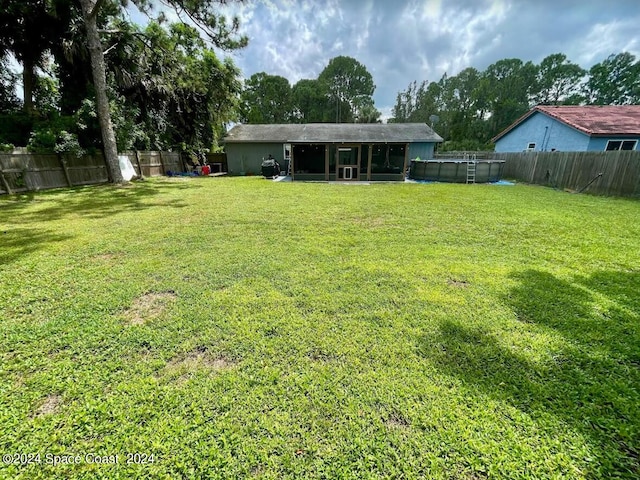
[
  {"xmin": 124, "ymin": 151, "xmax": 183, "ymax": 177},
  {"xmin": 496, "ymin": 151, "xmax": 640, "ymax": 197},
  {"xmin": 0, "ymin": 151, "xmax": 183, "ymax": 195},
  {"xmin": 435, "ymin": 150, "xmax": 640, "ymax": 196}
]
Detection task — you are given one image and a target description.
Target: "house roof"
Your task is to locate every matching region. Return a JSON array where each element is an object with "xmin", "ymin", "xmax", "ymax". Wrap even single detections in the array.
[
  {"xmin": 492, "ymin": 105, "xmax": 640, "ymax": 142},
  {"xmin": 224, "ymin": 123, "xmax": 443, "ymax": 144}
]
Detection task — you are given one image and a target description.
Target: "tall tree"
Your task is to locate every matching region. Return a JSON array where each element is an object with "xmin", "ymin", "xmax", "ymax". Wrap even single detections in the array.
[
  {"xmin": 390, "ymin": 79, "xmax": 442, "ymax": 125},
  {"xmin": 77, "ymin": 0, "xmax": 247, "ymax": 183},
  {"xmin": 105, "ymin": 21, "xmax": 241, "ymax": 151},
  {"xmin": 240, "ymin": 72, "xmax": 293, "ymax": 123},
  {"xmin": 292, "ymin": 79, "xmax": 330, "ymax": 123},
  {"xmin": 0, "ymin": 0, "xmax": 58, "ymax": 114},
  {"xmin": 446, "ymin": 67, "xmax": 482, "ymax": 141},
  {"xmin": 390, "ymin": 80, "xmax": 419, "ymax": 123},
  {"xmin": 354, "ymin": 97, "xmax": 381, "ymax": 123},
  {"xmin": 534, "ymin": 53, "xmax": 585, "ymax": 105},
  {"xmin": 79, "ymin": 0, "xmax": 122, "ymax": 182},
  {"xmin": 318, "ymin": 56, "xmax": 375, "ymax": 123},
  {"xmin": 390, "ymin": 51, "xmax": 640, "ymax": 149},
  {"xmin": 483, "ymin": 58, "xmax": 537, "ymax": 134},
  {"xmin": 391, "ymin": 71, "xmax": 491, "ymax": 148},
  {"xmin": 47, "ymin": 0, "xmax": 95, "ymax": 116},
  {"xmin": 584, "ymin": 52, "xmax": 640, "ymax": 105}
]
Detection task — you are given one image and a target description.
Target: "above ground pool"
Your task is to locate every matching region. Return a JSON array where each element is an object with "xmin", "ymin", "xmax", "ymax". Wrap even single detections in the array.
[{"xmin": 409, "ymin": 159, "xmax": 506, "ymax": 183}]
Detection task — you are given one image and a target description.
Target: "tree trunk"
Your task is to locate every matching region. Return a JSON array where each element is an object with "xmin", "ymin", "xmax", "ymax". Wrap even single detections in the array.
[
  {"xmin": 22, "ymin": 58, "xmax": 35, "ymax": 115},
  {"xmin": 79, "ymin": 0, "xmax": 124, "ymax": 184}
]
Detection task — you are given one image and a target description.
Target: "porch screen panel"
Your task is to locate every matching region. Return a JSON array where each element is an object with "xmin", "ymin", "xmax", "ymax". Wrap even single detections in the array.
[
  {"xmin": 388, "ymin": 145, "xmax": 406, "ymax": 173},
  {"xmin": 293, "ymin": 144, "xmax": 325, "ymax": 174},
  {"xmin": 360, "ymin": 145, "xmax": 370, "ymax": 175}
]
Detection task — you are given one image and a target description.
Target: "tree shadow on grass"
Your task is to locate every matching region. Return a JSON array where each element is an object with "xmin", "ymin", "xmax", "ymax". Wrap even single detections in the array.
[
  {"xmin": 0, "ymin": 227, "xmax": 73, "ymax": 265},
  {"xmin": 0, "ymin": 180, "xmax": 196, "ymax": 225},
  {"xmin": 419, "ymin": 269, "xmax": 640, "ymax": 478},
  {"xmin": 511, "ymin": 270, "xmax": 640, "ymax": 367},
  {"xmin": 580, "ymin": 270, "xmax": 640, "ymax": 334}
]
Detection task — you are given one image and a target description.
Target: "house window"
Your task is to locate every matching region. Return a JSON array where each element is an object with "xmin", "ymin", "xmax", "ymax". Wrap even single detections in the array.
[
  {"xmin": 525, "ymin": 142, "xmax": 536, "ymax": 151},
  {"xmin": 605, "ymin": 140, "xmax": 637, "ymax": 151}
]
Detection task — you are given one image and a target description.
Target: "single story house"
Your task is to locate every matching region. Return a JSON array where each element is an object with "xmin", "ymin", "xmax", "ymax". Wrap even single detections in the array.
[
  {"xmin": 492, "ymin": 105, "xmax": 640, "ymax": 153},
  {"xmin": 223, "ymin": 123, "xmax": 443, "ymax": 181}
]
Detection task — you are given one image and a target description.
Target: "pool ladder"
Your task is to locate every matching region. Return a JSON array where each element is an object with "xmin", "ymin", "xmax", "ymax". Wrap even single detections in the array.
[{"xmin": 465, "ymin": 154, "xmax": 477, "ymax": 184}]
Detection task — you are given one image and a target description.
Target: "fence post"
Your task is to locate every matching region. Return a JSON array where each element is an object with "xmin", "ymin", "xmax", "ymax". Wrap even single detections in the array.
[
  {"xmin": 158, "ymin": 151, "xmax": 166, "ymax": 175},
  {"xmin": 58, "ymin": 153, "xmax": 73, "ymax": 187},
  {"xmin": 530, "ymin": 153, "xmax": 539, "ymax": 183},
  {"xmin": 0, "ymin": 166, "xmax": 12, "ymax": 194},
  {"xmin": 135, "ymin": 150, "xmax": 144, "ymax": 178}
]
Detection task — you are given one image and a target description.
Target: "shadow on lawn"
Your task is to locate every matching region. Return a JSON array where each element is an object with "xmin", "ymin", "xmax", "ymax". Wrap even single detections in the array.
[
  {"xmin": 0, "ymin": 227, "xmax": 73, "ymax": 265},
  {"xmin": 0, "ymin": 179, "xmax": 196, "ymax": 225},
  {"xmin": 419, "ymin": 269, "xmax": 640, "ymax": 477}
]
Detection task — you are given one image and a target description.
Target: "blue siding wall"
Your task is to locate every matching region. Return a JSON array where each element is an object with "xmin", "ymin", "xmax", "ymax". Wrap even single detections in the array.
[
  {"xmin": 495, "ymin": 112, "xmax": 590, "ymax": 152},
  {"xmin": 408, "ymin": 142, "xmax": 435, "ymax": 159},
  {"xmin": 587, "ymin": 137, "xmax": 640, "ymax": 151}
]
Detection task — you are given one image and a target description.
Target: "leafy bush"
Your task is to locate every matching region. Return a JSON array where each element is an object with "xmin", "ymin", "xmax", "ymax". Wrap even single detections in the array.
[
  {"xmin": 27, "ymin": 128, "xmax": 85, "ymax": 157},
  {"xmin": 0, "ymin": 142, "xmax": 14, "ymax": 152},
  {"xmin": 110, "ymin": 96, "xmax": 148, "ymax": 151},
  {"xmin": 54, "ymin": 131, "xmax": 85, "ymax": 157},
  {"xmin": 27, "ymin": 128, "xmax": 57, "ymax": 153}
]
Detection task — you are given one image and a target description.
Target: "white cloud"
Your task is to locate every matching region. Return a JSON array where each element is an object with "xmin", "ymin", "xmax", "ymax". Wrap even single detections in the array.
[
  {"xmin": 577, "ymin": 19, "xmax": 640, "ymax": 66},
  {"xmin": 129, "ymin": 0, "xmax": 640, "ymax": 115}
]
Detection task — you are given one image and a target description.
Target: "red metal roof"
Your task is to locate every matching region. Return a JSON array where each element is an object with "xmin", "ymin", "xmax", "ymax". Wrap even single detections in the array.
[{"xmin": 493, "ymin": 105, "xmax": 640, "ymax": 142}]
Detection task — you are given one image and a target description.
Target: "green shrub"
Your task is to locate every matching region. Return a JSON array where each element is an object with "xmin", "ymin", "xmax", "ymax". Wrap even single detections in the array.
[
  {"xmin": 27, "ymin": 128, "xmax": 57, "ymax": 153},
  {"xmin": 27, "ymin": 128, "xmax": 85, "ymax": 157},
  {"xmin": 54, "ymin": 131, "xmax": 85, "ymax": 157}
]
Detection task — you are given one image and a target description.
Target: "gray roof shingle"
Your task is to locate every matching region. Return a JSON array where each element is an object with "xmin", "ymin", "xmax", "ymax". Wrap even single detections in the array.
[{"xmin": 224, "ymin": 123, "xmax": 443, "ymax": 144}]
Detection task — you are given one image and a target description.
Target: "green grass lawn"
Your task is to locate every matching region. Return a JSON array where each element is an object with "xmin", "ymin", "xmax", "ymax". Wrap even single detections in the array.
[{"xmin": 1, "ymin": 177, "xmax": 639, "ymax": 479}]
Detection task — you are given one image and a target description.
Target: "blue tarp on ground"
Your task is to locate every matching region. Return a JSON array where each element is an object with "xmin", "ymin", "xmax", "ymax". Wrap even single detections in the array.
[
  {"xmin": 492, "ymin": 180, "xmax": 516, "ymax": 185},
  {"xmin": 405, "ymin": 179, "xmax": 515, "ymax": 185}
]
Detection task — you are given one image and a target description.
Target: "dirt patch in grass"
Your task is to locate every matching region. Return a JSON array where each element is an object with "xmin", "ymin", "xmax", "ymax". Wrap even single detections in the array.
[
  {"xmin": 159, "ymin": 347, "xmax": 236, "ymax": 383},
  {"xmin": 385, "ymin": 412, "xmax": 411, "ymax": 430},
  {"xmin": 125, "ymin": 290, "xmax": 177, "ymax": 325},
  {"xmin": 448, "ymin": 278, "xmax": 469, "ymax": 288},
  {"xmin": 91, "ymin": 252, "xmax": 123, "ymax": 261},
  {"xmin": 307, "ymin": 348, "xmax": 341, "ymax": 363},
  {"xmin": 34, "ymin": 394, "xmax": 62, "ymax": 417},
  {"xmin": 353, "ymin": 216, "xmax": 386, "ymax": 228}
]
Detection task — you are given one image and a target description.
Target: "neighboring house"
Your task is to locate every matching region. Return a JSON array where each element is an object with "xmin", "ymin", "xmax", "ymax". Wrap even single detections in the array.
[
  {"xmin": 492, "ymin": 105, "xmax": 640, "ymax": 153},
  {"xmin": 223, "ymin": 123, "xmax": 442, "ymax": 181}
]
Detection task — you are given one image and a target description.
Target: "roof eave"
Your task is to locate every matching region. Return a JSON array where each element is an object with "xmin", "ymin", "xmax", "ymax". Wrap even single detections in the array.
[
  {"xmin": 224, "ymin": 137, "xmax": 443, "ymax": 143},
  {"xmin": 589, "ymin": 132, "xmax": 640, "ymax": 137}
]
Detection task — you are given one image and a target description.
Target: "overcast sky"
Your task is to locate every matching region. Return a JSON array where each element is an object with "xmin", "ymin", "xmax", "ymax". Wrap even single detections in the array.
[{"xmin": 140, "ymin": 0, "xmax": 640, "ymax": 120}]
